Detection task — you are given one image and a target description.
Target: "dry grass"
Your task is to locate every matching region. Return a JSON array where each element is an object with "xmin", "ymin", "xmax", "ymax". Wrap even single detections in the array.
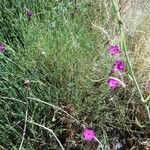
[
  {"xmin": 119, "ymin": 0, "xmax": 150, "ymax": 94},
  {"xmin": 129, "ymin": 16, "xmax": 150, "ymax": 94},
  {"xmin": 120, "ymin": 0, "xmax": 150, "ymax": 33}
]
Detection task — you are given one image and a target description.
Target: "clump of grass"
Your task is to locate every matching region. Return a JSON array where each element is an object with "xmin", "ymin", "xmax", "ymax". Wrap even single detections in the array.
[{"xmin": 0, "ymin": 1, "xmax": 107, "ymax": 149}]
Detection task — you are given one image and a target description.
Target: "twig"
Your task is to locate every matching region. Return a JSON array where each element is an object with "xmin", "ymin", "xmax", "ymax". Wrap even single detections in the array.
[
  {"xmin": 1, "ymin": 97, "xmax": 26, "ymax": 104},
  {"xmin": 19, "ymin": 109, "xmax": 28, "ymax": 150},
  {"xmin": 92, "ymin": 23, "xmax": 110, "ymax": 40},
  {"xmin": 27, "ymin": 120, "xmax": 65, "ymax": 150},
  {"xmin": 95, "ymin": 136, "xmax": 104, "ymax": 150},
  {"xmin": 0, "ymin": 145, "xmax": 7, "ymax": 150},
  {"xmin": 27, "ymin": 97, "xmax": 84, "ymax": 127},
  {"xmin": 4, "ymin": 119, "xmax": 24, "ymax": 134}
]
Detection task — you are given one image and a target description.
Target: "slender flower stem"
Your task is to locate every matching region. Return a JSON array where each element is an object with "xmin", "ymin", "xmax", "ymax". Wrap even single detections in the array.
[
  {"xmin": 27, "ymin": 97, "xmax": 83, "ymax": 127},
  {"xmin": 112, "ymin": 0, "xmax": 150, "ymax": 120},
  {"xmin": 28, "ymin": 121, "xmax": 65, "ymax": 150}
]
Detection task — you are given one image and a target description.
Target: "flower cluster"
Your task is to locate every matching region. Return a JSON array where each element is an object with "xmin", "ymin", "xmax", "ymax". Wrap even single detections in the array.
[
  {"xmin": 81, "ymin": 44, "xmax": 126, "ymax": 141},
  {"xmin": 107, "ymin": 44, "xmax": 125, "ymax": 89}
]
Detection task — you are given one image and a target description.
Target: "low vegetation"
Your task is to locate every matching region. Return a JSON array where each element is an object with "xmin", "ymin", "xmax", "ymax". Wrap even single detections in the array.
[{"xmin": 0, "ymin": 0, "xmax": 149, "ymax": 149}]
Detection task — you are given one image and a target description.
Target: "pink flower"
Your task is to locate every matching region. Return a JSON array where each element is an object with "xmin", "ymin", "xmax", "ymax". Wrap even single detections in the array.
[
  {"xmin": 108, "ymin": 44, "xmax": 120, "ymax": 55},
  {"xmin": 112, "ymin": 59, "xmax": 125, "ymax": 72},
  {"xmin": 107, "ymin": 77, "xmax": 120, "ymax": 88},
  {"xmin": 0, "ymin": 43, "xmax": 5, "ymax": 53},
  {"xmin": 27, "ymin": 10, "xmax": 33, "ymax": 17},
  {"xmin": 82, "ymin": 128, "xmax": 95, "ymax": 140}
]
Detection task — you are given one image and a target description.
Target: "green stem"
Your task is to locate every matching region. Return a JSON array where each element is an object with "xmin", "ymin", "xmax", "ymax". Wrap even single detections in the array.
[{"xmin": 112, "ymin": 0, "xmax": 150, "ymax": 120}]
